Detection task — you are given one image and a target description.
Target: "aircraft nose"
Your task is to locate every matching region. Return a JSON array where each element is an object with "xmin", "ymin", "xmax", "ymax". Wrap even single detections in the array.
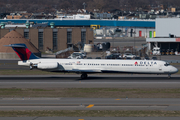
[{"xmin": 171, "ymin": 67, "xmax": 178, "ymax": 73}]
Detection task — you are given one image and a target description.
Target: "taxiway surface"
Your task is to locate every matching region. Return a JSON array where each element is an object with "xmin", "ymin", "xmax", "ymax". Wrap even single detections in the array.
[
  {"xmin": 0, "ymin": 75, "xmax": 180, "ymax": 112},
  {"xmin": 0, "ymin": 98, "xmax": 180, "ymax": 111}
]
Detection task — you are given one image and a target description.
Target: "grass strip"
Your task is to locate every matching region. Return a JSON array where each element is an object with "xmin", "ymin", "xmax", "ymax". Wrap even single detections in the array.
[
  {"xmin": 0, "ymin": 110, "xmax": 180, "ymax": 117},
  {"xmin": 1, "ymin": 88, "xmax": 180, "ymax": 98}
]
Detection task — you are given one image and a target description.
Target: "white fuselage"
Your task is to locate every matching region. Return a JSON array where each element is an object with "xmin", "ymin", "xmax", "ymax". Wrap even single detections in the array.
[{"xmin": 18, "ymin": 59, "xmax": 178, "ymax": 74}]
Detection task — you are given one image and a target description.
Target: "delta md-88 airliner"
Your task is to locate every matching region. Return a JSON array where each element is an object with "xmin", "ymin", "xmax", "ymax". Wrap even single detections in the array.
[{"xmin": 6, "ymin": 44, "xmax": 178, "ymax": 79}]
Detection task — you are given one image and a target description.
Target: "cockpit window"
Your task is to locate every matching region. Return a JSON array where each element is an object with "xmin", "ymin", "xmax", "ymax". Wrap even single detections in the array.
[{"xmin": 164, "ymin": 62, "xmax": 170, "ymax": 66}]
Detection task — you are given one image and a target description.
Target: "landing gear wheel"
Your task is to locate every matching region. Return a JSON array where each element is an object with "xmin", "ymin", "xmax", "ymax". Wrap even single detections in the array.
[
  {"xmin": 30, "ymin": 63, "xmax": 33, "ymax": 70},
  {"xmin": 81, "ymin": 73, "xmax": 88, "ymax": 79},
  {"xmin": 168, "ymin": 74, "xmax": 171, "ymax": 79}
]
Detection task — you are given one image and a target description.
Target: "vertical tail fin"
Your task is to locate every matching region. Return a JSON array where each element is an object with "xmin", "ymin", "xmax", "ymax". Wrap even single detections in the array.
[{"xmin": 5, "ymin": 43, "xmax": 39, "ymax": 61}]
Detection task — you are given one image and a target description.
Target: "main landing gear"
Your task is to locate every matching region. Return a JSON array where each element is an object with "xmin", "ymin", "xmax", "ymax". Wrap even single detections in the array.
[
  {"xmin": 168, "ymin": 74, "xmax": 171, "ymax": 79},
  {"xmin": 81, "ymin": 73, "xmax": 88, "ymax": 79}
]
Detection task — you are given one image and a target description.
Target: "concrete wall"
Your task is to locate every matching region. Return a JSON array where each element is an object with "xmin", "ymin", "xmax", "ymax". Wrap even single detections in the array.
[
  {"xmin": 15, "ymin": 29, "xmax": 24, "ymax": 36},
  {"xmin": 95, "ymin": 27, "xmax": 155, "ymax": 38},
  {"xmin": 29, "ymin": 29, "xmax": 38, "ymax": 49},
  {"xmin": 146, "ymin": 38, "xmax": 177, "ymax": 42},
  {"xmin": 58, "ymin": 28, "xmax": 67, "ymax": 50},
  {"xmin": 72, "ymin": 28, "xmax": 81, "ymax": 44},
  {"xmin": 44, "ymin": 29, "xmax": 53, "ymax": 51},
  {"xmin": 0, "ymin": 53, "xmax": 20, "ymax": 59},
  {"xmin": 0, "ymin": 29, "xmax": 9, "ymax": 38},
  {"xmin": 122, "ymin": 27, "xmax": 155, "ymax": 38},
  {"xmin": 86, "ymin": 28, "xmax": 94, "ymax": 44},
  {"xmin": 156, "ymin": 18, "xmax": 180, "ymax": 37}
]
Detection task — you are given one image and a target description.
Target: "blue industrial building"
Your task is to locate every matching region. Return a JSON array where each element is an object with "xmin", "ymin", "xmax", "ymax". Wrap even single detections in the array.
[{"xmin": 0, "ymin": 19, "xmax": 155, "ymax": 28}]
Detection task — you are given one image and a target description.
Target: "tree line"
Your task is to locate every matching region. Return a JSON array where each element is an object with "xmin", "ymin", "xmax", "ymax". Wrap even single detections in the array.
[{"xmin": 0, "ymin": 0, "xmax": 180, "ymax": 13}]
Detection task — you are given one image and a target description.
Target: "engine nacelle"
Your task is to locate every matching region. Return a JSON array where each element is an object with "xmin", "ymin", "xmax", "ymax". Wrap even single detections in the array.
[{"xmin": 37, "ymin": 62, "xmax": 58, "ymax": 70}]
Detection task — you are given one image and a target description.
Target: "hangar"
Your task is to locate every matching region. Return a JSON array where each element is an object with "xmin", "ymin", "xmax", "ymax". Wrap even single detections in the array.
[{"xmin": 146, "ymin": 18, "xmax": 180, "ymax": 55}]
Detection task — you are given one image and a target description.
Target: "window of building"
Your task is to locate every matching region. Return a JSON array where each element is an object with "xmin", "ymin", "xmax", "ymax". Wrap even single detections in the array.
[
  {"xmin": 67, "ymin": 29, "xmax": 72, "ymax": 48},
  {"xmin": 53, "ymin": 31, "xmax": 57, "ymax": 50},
  {"xmin": 24, "ymin": 32, "xmax": 29, "ymax": 39},
  {"xmin": 81, "ymin": 29, "xmax": 86, "ymax": 48},
  {"xmin": 24, "ymin": 29, "xmax": 29, "ymax": 39},
  {"xmin": 38, "ymin": 31, "xmax": 43, "ymax": 50},
  {"xmin": 67, "ymin": 31, "xmax": 72, "ymax": 43}
]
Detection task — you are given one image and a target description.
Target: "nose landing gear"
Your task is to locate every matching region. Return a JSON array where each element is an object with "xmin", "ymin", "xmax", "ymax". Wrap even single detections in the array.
[{"xmin": 81, "ymin": 73, "xmax": 88, "ymax": 79}]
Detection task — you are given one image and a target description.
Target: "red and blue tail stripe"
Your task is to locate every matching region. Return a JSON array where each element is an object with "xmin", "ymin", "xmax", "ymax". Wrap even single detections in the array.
[{"xmin": 5, "ymin": 44, "xmax": 39, "ymax": 61}]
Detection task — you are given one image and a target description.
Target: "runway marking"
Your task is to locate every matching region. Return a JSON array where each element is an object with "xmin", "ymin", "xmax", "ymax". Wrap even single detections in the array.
[
  {"xmin": 115, "ymin": 99, "xmax": 121, "ymax": 100},
  {"xmin": 86, "ymin": 104, "xmax": 94, "ymax": 108}
]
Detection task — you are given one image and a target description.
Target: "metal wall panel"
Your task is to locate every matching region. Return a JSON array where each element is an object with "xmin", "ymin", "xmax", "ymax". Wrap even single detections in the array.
[
  {"xmin": 0, "ymin": 19, "xmax": 155, "ymax": 28},
  {"xmin": 156, "ymin": 18, "xmax": 180, "ymax": 37}
]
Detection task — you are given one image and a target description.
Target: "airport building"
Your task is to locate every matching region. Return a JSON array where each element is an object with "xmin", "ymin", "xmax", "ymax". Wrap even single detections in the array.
[
  {"xmin": 0, "ymin": 27, "xmax": 94, "ymax": 52},
  {"xmin": 0, "ymin": 19, "xmax": 155, "ymax": 28},
  {"xmin": 0, "ymin": 19, "xmax": 155, "ymax": 38},
  {"xmin": 146, "ymin": 18, "xmax": 180, "ymax": 55},
  {"xmin": 94, "ymin": 27, "xmax": 155, "ymax": 38}
]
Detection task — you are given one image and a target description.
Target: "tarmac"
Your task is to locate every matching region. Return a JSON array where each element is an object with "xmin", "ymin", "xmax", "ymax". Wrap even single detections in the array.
[
  {"xmin": 0, "ymin": 75, "xmax": 180, "ymax": 88},
  {"xmin": 0, "ymin": 98, "xmax": 180, "ymax": 111},
  {"xmin": 1, "ymin": 56, "xmax": 180, "ymax": 119}
]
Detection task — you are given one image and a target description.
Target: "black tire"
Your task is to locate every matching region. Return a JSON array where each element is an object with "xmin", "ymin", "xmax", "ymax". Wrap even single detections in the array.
[{"xmin": 81, "ymin": 73, "xmax": 88, "ymax": 79}]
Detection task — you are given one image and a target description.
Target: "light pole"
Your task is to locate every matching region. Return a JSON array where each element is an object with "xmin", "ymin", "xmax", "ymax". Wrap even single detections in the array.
[
  {"xmin": 133, "ymin": 28, "xmax": 136, "ymax": 55},
  {"xmin": 83, "ymin": 2, "xmax": 86, "ymax": 10}
]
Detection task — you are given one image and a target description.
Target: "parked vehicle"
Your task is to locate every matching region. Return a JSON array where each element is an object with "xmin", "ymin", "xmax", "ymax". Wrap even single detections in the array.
[
  {"xmin": 170, "ymin": 49, "xmax": 174, "ymax": 55},
  {"xmin": 175, "ymin": 51, "xmax": 180, "ymax": 55},
  {"xmin": 123, "ymin": 53, "xmax": 136, "ymax": 58},
  {"xmin": 134, "ymin": 57, "xmax": 141, "ymax": 60},
  {"xmin": 105, "ymin": 54, "xmax": 118, "ymax": 59},
  {"xmin": 117, "ymin": 57, "xmax": 123, "ymax": 59},
  {"xmin": 152, "ymin": 56, "xmax": 157, "ymax": 60},
  {"xmin": 126, "ymin": 57, "xmax": 132, "ymax": 60},
  {"xmin": 166, "ymin": 49, "xmax": 170, "ymax": 55},
  {"xmin": 95, "ymin": 57, "xmax": 101, "ymax": 59},
  {"xmin": 161, "ymin": 49, "xmax": 165, "ymax": 55},
  {"xmin": 68, "ymin": 52, "xmax": 85, "ymax": 59},
  {"xmin": 105, "ymin": 53, "xmax": 121, "ymax": 59},
  {"xmin": 144, "ymin": 56, "xmax": 150, "ymax": 60},
  {"xmin": 152, "ymin": 47, "xmax": 161, "ymax": 55},
  {"xmin": 81, "ymin": 52, "xmax": 87, "ymax": 58}
]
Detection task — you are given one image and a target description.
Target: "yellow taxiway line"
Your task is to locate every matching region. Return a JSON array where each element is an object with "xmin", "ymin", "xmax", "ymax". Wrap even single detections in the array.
[
  {"xmin": 115, "ymin": 99, "xmax": 121, "ymax": 100},
  {"xmin": 86, "ymin": 104, "xmax": 94, "ymax": 108}
]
